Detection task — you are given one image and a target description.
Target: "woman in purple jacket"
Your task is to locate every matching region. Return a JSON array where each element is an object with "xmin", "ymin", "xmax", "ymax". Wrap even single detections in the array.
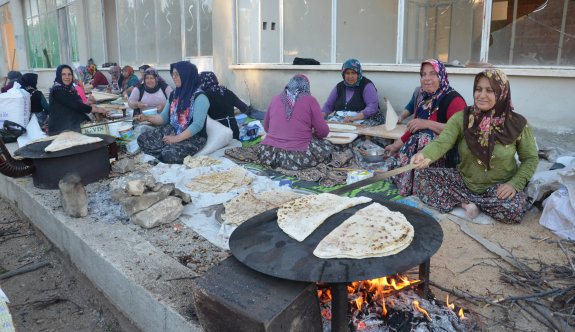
[{"xmin": 226, "ymin": 74, "xmax": 334, "ymax": 170}]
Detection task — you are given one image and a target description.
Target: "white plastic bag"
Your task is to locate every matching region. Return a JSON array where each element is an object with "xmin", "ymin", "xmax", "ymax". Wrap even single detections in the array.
[
  {"xmin": 195, "ymin": 116, "xmax": 233, "ymax": 156},
  {"xmin": 540, "ymin": 186, "xmax": 575, "ymax": 240},
  {"xmin": 0, "ymin": 82, "xmax": 31, "ymax": 127},
  {"xmin": 16, "ymin": 114, "xmax": 47, "ymax": 147}
]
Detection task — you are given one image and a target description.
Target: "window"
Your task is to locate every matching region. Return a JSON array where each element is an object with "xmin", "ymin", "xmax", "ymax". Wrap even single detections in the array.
[
  {"xmin": 403, "ymin": 0, "xmax": 483, "ymax": 65},
  {"xmin": 336, "ymin": 0, "xmax": 398, "ymax": 63},
  {"xmin": 117, "ymin": 0, "xmax": 212, "ymax": 66},
  {"xmin": 488, "ymin": 0, "xmax": 575, "ymax": 66},
  {"xmin": 235, "ymin": 0, "xmax": 574, "ymax": 68},
  {"xmin": 283, "ymin": 0, "xmax": 331, "ymax": 64},
  {"xmin": 24, "ymin": 0, "xmax": 82, "ymax": 68}
]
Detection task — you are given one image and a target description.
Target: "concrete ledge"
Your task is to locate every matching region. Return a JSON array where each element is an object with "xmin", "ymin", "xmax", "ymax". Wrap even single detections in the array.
[{"xmin": 0, "ymin": 174, "xmax": 202, "ymax": 332}]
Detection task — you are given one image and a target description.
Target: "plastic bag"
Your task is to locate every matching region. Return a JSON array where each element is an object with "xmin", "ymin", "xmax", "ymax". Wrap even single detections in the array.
[{"xmin": 540, "ymin": 186, "xmax": 575, "ymax": 240}]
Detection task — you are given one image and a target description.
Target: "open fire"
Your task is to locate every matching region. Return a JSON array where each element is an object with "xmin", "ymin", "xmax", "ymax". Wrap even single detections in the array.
[{"xmin": 318, "ymin": 274, "xmax": 472, "ymax": 331}]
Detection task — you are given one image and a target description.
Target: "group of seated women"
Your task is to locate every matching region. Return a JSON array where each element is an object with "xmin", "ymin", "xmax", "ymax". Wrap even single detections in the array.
[{"xmin": 45, "ymin": 57, "xmax": 537, "ymax": 224}]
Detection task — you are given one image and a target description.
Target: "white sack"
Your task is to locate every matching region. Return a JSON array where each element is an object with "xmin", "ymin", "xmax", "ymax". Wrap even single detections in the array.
[
  {"xmin": 16, "ymin": 114, "xmax": 47, "ymax": 147},
  {"xmin": 540, "ymin": 186, "xmax": 575, "ymax": 240},
  {"xmin": 0, "ymin": 82, "xmax": 31, "ymax": 127},
  {"xmin": 195, "ymin": 116, "xmax": 233, "ymax": 156}
]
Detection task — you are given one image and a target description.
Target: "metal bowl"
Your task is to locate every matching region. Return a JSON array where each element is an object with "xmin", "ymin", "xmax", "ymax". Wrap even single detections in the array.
[{"xmin": 356, "ymin": 146, "xmax": 387, "ymax": 163}]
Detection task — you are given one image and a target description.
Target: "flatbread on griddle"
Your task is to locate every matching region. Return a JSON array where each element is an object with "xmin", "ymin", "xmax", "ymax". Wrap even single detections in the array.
[
  {"xmin": 277, "ymin": 193, "xmax": 372, "ymax": 242},
  {"xmin": 221, "ymin": 189, "xmax": 302, "ymax": 226},
  {"xmin": 44, "ymin": 131, "xmax": 103, "ymax": 152},
  {"xmin": 313, "ymin": 202, "xmax": 414, "ymax": 259}
]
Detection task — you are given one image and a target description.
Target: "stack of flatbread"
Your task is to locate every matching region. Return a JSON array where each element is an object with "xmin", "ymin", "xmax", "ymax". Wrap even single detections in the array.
[
  {"xmin": 44, "ymin": 131, "xmax": 103, "ymax": 152},
  {"xmin": 221, "ymin": 189, "xmax": 303, "ymax": 226},
  {"xmin": 185, "ymin": 167, "xmax": 252, "ymax": 193},
  {"xmin": 183, "ymin": 155, "xmax": 221, "ymax": 169},
  {"xmin": 276, "ymin": 193, "xmax": 372, "ymax": 242},
  {"xmin": 313, "ymin": 202, "xmax": 414, "ymax": 259}
]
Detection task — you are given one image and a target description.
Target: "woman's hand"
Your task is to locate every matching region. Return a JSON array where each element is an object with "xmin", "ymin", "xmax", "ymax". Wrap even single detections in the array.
[
  {"xmin": 87, "ymin": 95, "xmax": 97, "ymax": 105},
  {"xmin": 163, "ymin": 135, "xmax": 180, "ymax": 145},
  {"xmin": 343, "ymin": 113, "xmax": 364, "ymax": 123},
  {"xmin": 496, "ymin": 183, "xmax": 517, "ymax": 200},
  {"xmin": 410, "ymin": 152, "xmax": 431, "ymax": 169},
  {"xmin": 407, "ymin": 118, "xmax": 428, "ymax": 133},
  {"xmin": 133, "ymin": 114, "xmax": 147, "ymax": 122},
  {"xmin": 91, "ymin": 105, "xmax": 107, "ymax": 114},
  {"xmin": 384, "ymin": 139, "xmax": 403, "ymax": 153}
]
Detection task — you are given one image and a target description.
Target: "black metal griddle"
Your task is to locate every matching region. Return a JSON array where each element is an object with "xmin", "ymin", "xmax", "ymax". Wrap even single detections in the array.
[
  {"xmin": 14, "ymin": 134, "xmax": 116, "ymax": 189},
  {"xmin": 229, "ymin": 195, "xmax": 443, "ymax": 332}
]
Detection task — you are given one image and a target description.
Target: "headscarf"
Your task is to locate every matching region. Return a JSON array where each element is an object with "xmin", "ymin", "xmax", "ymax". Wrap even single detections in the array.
[
  {"xmin": 463, "ymin": 69, "xmax": 527, "ymax": 169},
  {"xmin": 7, "ymin": 71, "xmax": 22, "ymax": 83},
  {"xmin": 50, "ymin": 64, "xmax": 81, "ymax": 102},
  {"xmin": 199, "ymin": 71, "xmax": 226, "ymax": 96},
  {"xmin": 76, "ymin": 66, "xmax": 88, "ymax": 84},
  {"xmin": 341, "ymin": 59, "xmax": 363, "ymax": 88},
  {"xmin": 86, "ymin": 64, "xmax": 97, "ymax": 76},
  {"xmin": 414, "ymin": 59, "xmax": 454, "ymax": 120},
  {"xmin": 169, "ymin": 61, "xmax": 202, "ymax": 134},
  {"xmin": 281, "ymin": 74, "xmax": 311, "ymax": 120},
  {"xmin": 121, "ymin": 66, "xmax": 135, "ymax": 90},
  {"xmin": 138, "ymin": 68, "xmax": 167, "ymax": 95},
  {"xmin": 18, "ymin": 73, "xmax": 38, "ymax": 92},
  {"xmin": 108, "ymin": 65, "xmax": 121, "ymax": 81}
]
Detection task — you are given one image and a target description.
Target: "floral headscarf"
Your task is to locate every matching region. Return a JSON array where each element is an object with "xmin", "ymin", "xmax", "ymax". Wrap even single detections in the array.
[
  {"xmin": 341, "ymin": 58, "xmax": 363, "ymax": 87},
  {"xmin": 199, "ymin": 71, "xmax": 226, "ymax": 96},
  {"xmin": 463, "ymin": 69, "xmax": 527, "ymax": 169},
  {"xmin": 414, "ymin": 59, "xmax": 454, "ymax": 120},
  {"xmin": 281, "ymin": 74, "xmax": 311, "ymax": 120},
  {"xmin": 169, "ymin": 61, "xmax": 202, "ymax": 134},
  {"xmin": 138, "ymin": 68, "xmax": 168, "ymax": 95},
  {"xmin": 108, "ymin": 65, "xmax": 121, "ymax": 81}
]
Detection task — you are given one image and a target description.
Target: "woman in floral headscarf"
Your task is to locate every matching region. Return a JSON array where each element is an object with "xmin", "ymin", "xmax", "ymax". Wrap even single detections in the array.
[
  {"xmin": 134, "ymin": 61, "xmax": 208, "ymax": 164},
  {"xmin": 410, "ymin": 69, "xmax": 538, "ymax": 224},
  {"xmin": 322, "ymin": 58, "xmax": 383, "ymax": 125},
  {"xmin": 226, "ymin": 74, "xmax": 332, "ymax": 170},
  {"xmin": 86, "ymin": 64, "xmax": 109, "ymax": 88},
  {"xmin": 386, "ymin": 59, "xmax": 466, "ymax": 196}
]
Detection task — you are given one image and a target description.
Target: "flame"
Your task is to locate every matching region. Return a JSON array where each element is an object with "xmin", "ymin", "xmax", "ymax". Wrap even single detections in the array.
[
  {"xmin": 458, "ymin": 308, "xmax": 465, "ymax": 319},
  {"xmin": 353, "ymin": 296, "xmax": 364, "ymax": 310},
  {"xmin": 413, "ymin": 300, "xmax": 432, "ymax": 321},
  {"xmin": 446, "ymin": 294, "xmax": 455, "ymax": 310}
]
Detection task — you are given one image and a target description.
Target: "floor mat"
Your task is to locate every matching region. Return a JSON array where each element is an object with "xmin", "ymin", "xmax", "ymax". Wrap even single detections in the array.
[{"xmin": 242, "ymin": 162, "xmax": 403, "ymax": 201}]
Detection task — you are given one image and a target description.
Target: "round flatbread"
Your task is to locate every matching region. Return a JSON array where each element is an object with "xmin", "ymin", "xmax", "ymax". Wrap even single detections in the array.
[
  {"xmin": 313, "ymin": 202, "xmax": 414, "ymax": 259},
  {"xmin": 185, "ymin": 167, "xmax": 252, "ymax": 193},
  {"xmin": 221, "ymin": 189, "xmax": 303, "ymax": 226},
  {"xmin": 44, "ymin": 131, "xmax": 103, "ymax": 152},
  {"xmin": 277, "ymin": 193, "xmax": 372, "ymax": 242}
]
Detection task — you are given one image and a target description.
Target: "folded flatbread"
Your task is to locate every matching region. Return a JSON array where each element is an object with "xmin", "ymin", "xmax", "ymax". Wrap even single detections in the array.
[
  {"xmin": 222, "ymin": 189, "xmax": 303, "ymax": 226},
  {"xmin": 44, "ymin": 131, "xmax": 103, "ymax": 152},
  {"xmin": 313, "ymin": 202, "xmax": 414, "ymax": 259},
  {"xmin": 277, "ymin": 193, "xmax": 372, "ymax": 242}
]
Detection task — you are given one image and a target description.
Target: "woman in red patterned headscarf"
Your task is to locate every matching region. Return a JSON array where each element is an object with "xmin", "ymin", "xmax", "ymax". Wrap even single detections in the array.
[{"xmin": 411, "ymin": 69, "xmax": 538, "ymax": 224}]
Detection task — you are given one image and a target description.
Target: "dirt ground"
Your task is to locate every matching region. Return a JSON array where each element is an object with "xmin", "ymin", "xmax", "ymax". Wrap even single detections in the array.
[
  {"xmin": 1, "ymin": 133, "xmax": 574, "ymax": 331},
  {"xmin": 430, "ymin": 209, "xmax": 575, "ymax": 332},
  {"xmin": 0, "ymin": 196, "xmax": 138, "ymax": 332}
]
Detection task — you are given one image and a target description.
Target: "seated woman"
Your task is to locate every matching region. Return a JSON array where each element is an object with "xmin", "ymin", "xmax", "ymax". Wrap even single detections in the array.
[
  {"xmin": 48, "ymin": 64, "xmax": 107, "ymax": 135},
  {"xmin": 108, "ymin": 65, "xmax": 122, "ymax": 92},
  {"xmin": 128, "ymin": 68, "xmax": 172, "ymax": 115},
  {"xmin": 1, "ymin": 71, "xmax": 22, "ymax": 93},
  {"xmin": 322, "ymin": 58, "xmax": 384, "ymax": 125},
  {"xmin": 134, "ymin": 61, "xmax": 209, "ymax": 164},
  {"xmin": 385, "ymin": 59, "xmax": 466, "ymax": 196},
  {"xmin": 87, "ymin": 64, "xmax": 109, "ymax": 88},
  {"xmin": 120, "ymin": 66, "xmax": 140, "ymax": 97},
  {"xmin": 411, "ymin": 69, "xmax": 538, "ymax": 224},
  {"xmin": 18, "ymin": 73, "xmax": 49, "ymax": 127},
  {"xmin": 226, "ymin": 74, "xmax": 333, "ymax": 170},
  {"xmin": 199, "ymin": 71, "xmax": 249, "ymax": 140}
]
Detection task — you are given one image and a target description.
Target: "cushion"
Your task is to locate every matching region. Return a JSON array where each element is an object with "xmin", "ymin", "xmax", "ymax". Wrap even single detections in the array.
[{"xmin": 196, "ymin": 116, "xmax": 233, "ymax": 156}]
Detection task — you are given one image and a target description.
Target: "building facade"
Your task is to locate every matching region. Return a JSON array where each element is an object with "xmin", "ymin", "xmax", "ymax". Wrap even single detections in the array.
[{"xmin": 1, "ymin": 0, "xmax": 574, "ymax": 132}]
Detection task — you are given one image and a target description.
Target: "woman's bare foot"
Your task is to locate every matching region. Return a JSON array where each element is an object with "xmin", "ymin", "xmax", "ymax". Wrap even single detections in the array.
[{"xmin": 461, "ymin": 202, "xmax": 480, "ymax": 219}]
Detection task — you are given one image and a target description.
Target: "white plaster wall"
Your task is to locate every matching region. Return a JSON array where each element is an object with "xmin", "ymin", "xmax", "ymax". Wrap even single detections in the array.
[{"xmin": 212, "ymin": 1, "xmax": 575, "ymax": 134}]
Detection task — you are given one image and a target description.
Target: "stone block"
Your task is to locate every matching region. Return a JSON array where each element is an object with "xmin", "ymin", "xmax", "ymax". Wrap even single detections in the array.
[
  {"xmin": 193, "ymin": 256, "xmax": 321, "ymax": 332},
  {"xmin": 118, "ymin": 190, "xmax": 170, "ymax": 215},
  {"xmin": 126, "ymin": 180, "xmax": 145, "ymax": 196},
  {"xmin": 59, "ymin": 173, "xmax": 88, "ymax": 218},
  {"xmin": 131, "ymin": 196, "xmax": 183, "ymax": 228}
]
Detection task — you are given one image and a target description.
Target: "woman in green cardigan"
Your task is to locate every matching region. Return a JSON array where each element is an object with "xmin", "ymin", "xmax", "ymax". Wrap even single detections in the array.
[{"xmin": 411, "ymin": 69, "xmax": 538, "ymax": 224}]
